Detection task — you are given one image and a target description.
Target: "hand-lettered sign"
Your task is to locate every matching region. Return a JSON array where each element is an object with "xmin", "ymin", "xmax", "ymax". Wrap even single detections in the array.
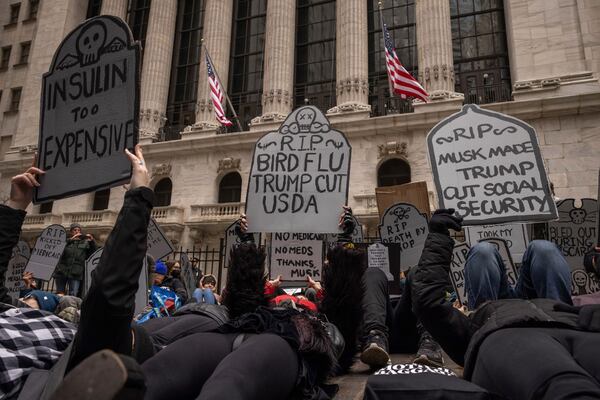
[
  {"xmin": 465, "ymin": 223, "xmax": 529, "ymax": 264},
  {"xmin": 35, "ymin": 16, "xmax": 140, "ymax": 203},
  {"xmin": 6, "ymin": 246, "xmax": 28, "ymax": 300},
  {"xmin": 379, "ymin": 203, "xmax": 429, "ymax": 269},
  {"xmin": 147, "ymin": 218, "xmax": 175, "ymax": 261},
  {"xmin": 450, "ymin": 242, "xmax": 470, "ymax": 306},
  {"xmin": 368, "ymin": 243, "xmax": 393, "ymax": 281},
  {"xmin": 15, "ymin": 240, "xmax": 31, "ymax": 260},
  {"xmin": 180, "ymin": 252, "xmax": 196, "ymax": 298},
  {"xmin": 427, "ymin": 104, "xmax": 557, "ymax": 225},
  {"xmin": 224, "ymin": 221, "xmax": 260, "ymax": 269},
  {"xmin": 246, "ymin": 106, "xmax": 351, "ymax": 233},
  {"xmin": 25, "ymin": 224, "xmax": 67, "ymax": 281},
  {"xmin": 325, "ymin": 214, "xmax": 364, "ymax": 248},
  {"xmin": 270, "ymin": 233, "xmax": 324, "ymax": 281},
  {"xmin": 572, "ymin": 269, "xmax": 600, "ymax": 296},
  {"xmin": 548, "ymin": 199, "xmax": 598, "ymax": 271}
]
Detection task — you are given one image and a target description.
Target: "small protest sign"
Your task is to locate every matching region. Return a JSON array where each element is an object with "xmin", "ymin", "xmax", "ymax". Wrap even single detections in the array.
[
  {"xmin": 450, "ymin": 242, "xmax": 470, "ymax": 306},
  {"xmin": 480, "ymin": 238, "xmax": 519, "ymax": 286},
  {"xmin": 147, "ymin": 218, "xmax": 175, "ymax": 261},
  {"xmin": 548, "ymin": 198, "xmax": 598, "ymax": 271},
  {"xmin": 368, "ymin": 243, "xmax": 393, "ymax": 281},
  {"xmin": 35, "ymin": 16, "xmax": 140, "ymax": 203},
  {"xmin": 84, "ymin": 247, "xmax": 103, "ymax": 293},
  {"xmin": 325, "ymin": 214, "xmax": 364, "ymax": 248},
  {"xmin": 25, "ymin": 224, "xmax": 67, "ymax": 281},
  {"xmin": 6, "ymin": 247, "xmax": 28, "ymax": 300},
  {"xmin": 15, "ymin": 240, "xmax": 31, "ymax": 260},
  {"xmin": 246, "ymin": 106, "xmax": 351, "ymax": 233},
  {"xmin": 427, "ymin": 104, "xmax": 557, "ymax": 225},
  {"xmin": 180, "ymin": 252, "xmax": 196, "ymax": 298},
  {"xmin": 378, "ymin": 202, "xmax": 429, "ymax": 269},
  {"xmin": 465, "ymin": 223, "xmax": 529, "ymax": 264},
  {"xmin": 270, "ymin": 233, "xmax": 324, "ymax": 281},
  {"xmin": 571, "ymin": 269, "xmax": 600, "ymax": 296},
  {"xmin": 375, "ymin": 181, "xmax": 431, "ymax": 219},
  {"xmin": 224, "ymin": 221, "xmax": 260, "ymax": 269}
]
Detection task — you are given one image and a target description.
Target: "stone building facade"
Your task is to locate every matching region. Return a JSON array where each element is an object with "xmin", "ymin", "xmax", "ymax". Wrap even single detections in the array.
[{"xmin": 0, "ymin": 0, "xmax": 599, "ymax": 257}]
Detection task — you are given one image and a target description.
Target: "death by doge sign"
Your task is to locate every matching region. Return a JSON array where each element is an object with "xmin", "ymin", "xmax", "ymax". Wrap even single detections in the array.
[
  {"xmin": 246, "ymin": 106, "xmax": 351, "ymax": 233},
  {"xmin": 34, "ymin": 16, "xmax": 140, "ymax": 203},
  {"xmin": 427, "ymin": 104, "xmax": 557, "ymax": 225}
]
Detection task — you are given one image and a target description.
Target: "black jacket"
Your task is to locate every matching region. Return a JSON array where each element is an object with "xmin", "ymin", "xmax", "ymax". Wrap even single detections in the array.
[
  {"xmin": 411, "ymin": 232, "xmax": 580, "ymax": 380},
  {"xmin": 54, "ymin": 237, "xmax": 96, "ymax": 281},
  {"xmin": 161, "ymin": 276, "xmax": 188, "ymax": 303},
  {"xmin": 0, "ymin": 204, "xmax": 26, "ymax": 306}
]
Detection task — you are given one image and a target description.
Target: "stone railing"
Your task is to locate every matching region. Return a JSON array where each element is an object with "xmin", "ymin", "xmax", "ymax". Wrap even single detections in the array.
[
  {"xmin": 189, "ymin": 202, "xmax": 245, "ymax": 223},
  {"xmin": 353, "ymin": 193, "xmax": 378, "ymax": 216},
  {"xmin": 22, "ymin": 214, "xmax": 62, "ymax": 229},
  {"xmin": 151, "ymin": 206, "xmax": 184, "ymax": 225},
  {"xmin": 63, "ymin": 210, "xmax": 118, "ymax": 227}
]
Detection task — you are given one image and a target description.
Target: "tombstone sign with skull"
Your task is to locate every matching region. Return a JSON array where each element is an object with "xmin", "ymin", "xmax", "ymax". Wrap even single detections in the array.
[
  {"xmin": 245, "ymin": 106, "xmax": 351, "ymax": 233},
  {"xmin": 35, "ymin": 16, "xmax": 140, "ymax": 203}
]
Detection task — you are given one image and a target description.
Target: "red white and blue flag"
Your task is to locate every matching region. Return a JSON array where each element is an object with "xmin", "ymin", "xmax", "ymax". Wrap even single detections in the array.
[
  {"xmin": 205, "ymin": 53, "xmax": 233, "ymax": 126},
  {"xmin": 382, "ymin": 22, "xmax": 429, "ymax": 102}
]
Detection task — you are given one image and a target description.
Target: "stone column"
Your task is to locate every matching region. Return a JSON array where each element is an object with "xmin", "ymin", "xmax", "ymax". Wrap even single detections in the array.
[
  {"xmin": 327, "ymin": 0, "xmax": 370, "ymax": 115},
  {"xmin": 251, "ymin": 0, "xmax": 296, "ymax": 125},
  {"xmin": 190, "ymin": 0, "xmax": 234, "ymax": 132},
  {"xmin": 100, "ymin": 0, "xmax": 128, "ymax": 20},
  {"xmin": 138, "ymin": 0, "xmax": 177, "ymax": 143},
  {"xmin": 415, "ymin": 0, "xmax": 463, "ymax": 101}
]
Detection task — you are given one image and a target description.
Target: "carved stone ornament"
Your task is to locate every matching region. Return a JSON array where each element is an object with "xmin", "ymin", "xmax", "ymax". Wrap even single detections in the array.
[
  {"xmin": 433, "ymin": 65, "xmax": 439, "ymax": 80},
  {"xmin": 218, "ymin": 157, "xmax": 241, "ymax": 173},
  {"xmin": 378, "ymin": 141, "xmax": 408, "ymax": 159},
  {"xmin": 152, "ymin": 163, "xmax": 172, "ymax": 178},
  {"xmin": 251, "ymin": 112, "xmax": 287, "ymax": 125},
  {"xmin": 327, "ymin": 102, "xmax": 371, "ymax": 114}
]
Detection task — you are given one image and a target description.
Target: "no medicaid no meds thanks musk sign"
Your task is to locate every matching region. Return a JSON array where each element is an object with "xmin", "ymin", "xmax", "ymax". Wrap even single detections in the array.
[
  {"xmin": 427, "ymin": 104, "xmax": 557, "ymax": 225},
  {"xmin": 35, "ymin": 16, "xmax": 140, "ymax": 203},
  {"xmin": 246, "ymin": 106, "xmax": 351, "ymax": 233},
  {"xmin": 378, "ymin": 203, "xmax": 429, "ymax": 269}
]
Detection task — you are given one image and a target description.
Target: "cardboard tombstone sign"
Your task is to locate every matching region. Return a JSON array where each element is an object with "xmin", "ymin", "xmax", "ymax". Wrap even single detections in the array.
[
  {"xmin": 465, "ymin": 223, "xmax": 529, "ymax": 264},
  {"xmin": 180, "ymin": 252, "xmax": 196, "ymax": 298},
  {"xmin": 147, "ymin": 218, "xmax": 175, "ymax": 261},
  {"xmin": 379, "ymin": 203, "xmax": 429, "ymax": 270},
  {"xmin": 84, "ymin": 247, "xmax": 103, "ymax": 293},
  {"xmin": 25, "ymin": 224, "xmax": 67, "ymax": 281},
  {"xmin": 368, "ymin": 243, "xmax": 393, "ymax": 281},
  {"xmin": 325, "ymin": 214, "xmax": 364, "ymax": 248},
  {"xmin": 15, "ymin": 240, "xmax": 31, "ymax": 260},
  {"xmin": 35, "ymin": 16, "xmax": 140, "ymax": 203},
  {"xmin": 269, "ymin": 233, "xmax": 324, "ymax": 282},
  {"xmin": 6, "ymin": 246, "xmax": 28, "ymax": 301},
  {"xmin": 450, "ymin": 242, "xmax": 470, "ymax": 306},
  {"xmin": 480, "ymin": 238, "xmax": 519, "ymax": 286},
  {"xmin": 427, "ymin": 104, "xmax": 557, "ymax": 225},
  {"xmin": 246, "ymin": 106, "xmax": 351, "ymax": 233},
  {"xmin": 548, "ymin": 199, "xmax": 598, "ymax": 271},
  {"xmin": 224, "ymin": 221, "xmax": 260, "ymax": 270},
  {"xmin": 571, "ymin": 269, "xmax": 600, "ymax": 296}
]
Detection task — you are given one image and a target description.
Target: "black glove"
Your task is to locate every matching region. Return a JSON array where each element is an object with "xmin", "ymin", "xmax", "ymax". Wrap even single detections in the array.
[
  {"xmin": 429, "ymin": 208, "xmax": 463, "ymax": 236},
  {"xmin": 553, "ymin": 303, "xmax": 600, "ymax": 332},
  {"xmin": 337, "ymin": 208, "xmax": 355, "ymax": 244}
]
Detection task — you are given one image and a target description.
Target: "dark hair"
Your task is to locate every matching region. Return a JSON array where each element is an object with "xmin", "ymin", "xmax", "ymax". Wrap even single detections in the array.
[
  {"xmin": 223, "ymin": 243, "xmax": 267, "ymax": 318},
  {"xmin": 201, "ymin": 275, "xmax": 217, "ymax": 287}
]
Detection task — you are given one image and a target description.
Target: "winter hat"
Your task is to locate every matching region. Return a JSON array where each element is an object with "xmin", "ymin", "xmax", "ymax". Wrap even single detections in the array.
[
  {"xmin": 28, "ymin": 290, "xmax": 60, "ymax": 312},
  {"xmin": 69, "ymin": 223, "xmax": 82, "ymax": 231},
  {"xmin": 155, "ymin": 260, "xmax": 168, "ymax": 275}
]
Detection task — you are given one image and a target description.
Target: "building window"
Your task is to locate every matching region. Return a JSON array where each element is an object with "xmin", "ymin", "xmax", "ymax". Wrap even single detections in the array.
[
  {"xmin": 227, "ymin": 0, "xmax": 266, "ymax": 132},
  {"xmin": 368, "ymin": 0, "xmax": 416, "ymax": 116},
  {"xmin": 28, "ymin": 0, "xmax": 39, "ymax": 19},
  {"xmin": 218, "ymin": 172, "xmax": 241, "ymax": 203},
  {"xmin": 294, "ymin": 0, "xmax": 336, "ymax": 113},
  {"xmin": 1, "ymin": 46, "xmax": 11, "ymax": 69},
  {"xmin": 9, "ymin": 87, "xmax": 22, "ymax": 112},
  {"xmin": 377, "ymin": 158, "xmax": 411, "ymax": 187},
  {"xmin": 154, "ymin": 178, "xmax": 173, "ymax": 207},
  {"xmin": 18, "ymin": 41, "xmax": 31, "ymax": 64},
  {"xmin": 86, "ymin": 0, "xmax": 102, "ymax": 18},
  {"xmin": 39, "ymin": 201, "xmax": 53, "ymax": 214},
  {"xmin": 129, "ymin": 0, "xmax": 152, "ymax": 53},
  {"xmin": 164, "ymin": 0, "xmax": 205, "ymax": 141},
  {"xmin": 92, "ymin": 188, "xmax": 110, "ymax": 210},
  {"xmin": 451, "ymin": 0, "xmax": 512, "ymax": 104},
  {"xmin": 9, "ymin": 4, "xmax": 20, "ymax": 25}
]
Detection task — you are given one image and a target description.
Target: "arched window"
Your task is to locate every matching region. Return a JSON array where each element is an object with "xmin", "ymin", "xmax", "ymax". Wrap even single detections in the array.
[
  {"xmin": 218, "ymin": 172, "xmax": 242, "ymax": 203},
  {"xmin": 155, "ymin": 178, "xmax": 173, "ymax": 207},
  {"xmin": 92, "ymin": 188, "xmax": 110, "ymax": 211},
  {"xmin": 377, "ymin": 158, "xmax": 411, "ymax": 187}
]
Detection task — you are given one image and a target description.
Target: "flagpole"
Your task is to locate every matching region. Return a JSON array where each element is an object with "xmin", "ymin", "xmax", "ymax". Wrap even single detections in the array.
[
  {"xmin": 378, "ymin": 1, "xmax": 395, "ymax": 101},
  {"xmin": 202, "ymin": 39, "xmax": 244, "ymax": 132}
]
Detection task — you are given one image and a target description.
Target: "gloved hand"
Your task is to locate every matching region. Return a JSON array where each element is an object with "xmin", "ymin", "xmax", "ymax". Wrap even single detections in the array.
[
  {"xmin": 337, "ymin": 206, "xmax": 355, "ymax": 244},
  {"xmin": 553, "ymin": 303, "xmax": 600, "ymax": 332},
  {"xmin": 234, "ymin": 214, "xmax": 255, "ymax": 244},
  {"xmin": 429, "ymin": 208, "xmax": 463, "ymax": 236}
]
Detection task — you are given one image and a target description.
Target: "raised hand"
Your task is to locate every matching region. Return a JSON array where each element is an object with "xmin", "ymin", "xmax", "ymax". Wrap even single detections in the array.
[
  {"xmin": 124, "ymin": 144, "xmax": 150, "ymax": 189},
  {"xmin": 429, "ymin": 208, "xmax": 463, "ymax": 235},
  {"xmin": 7, "ymin": 154, "xmax": 45, "ymax": 211},
  {"xmin": 307, "ymin": 274, "xmax": 322, "ymax": 292}
]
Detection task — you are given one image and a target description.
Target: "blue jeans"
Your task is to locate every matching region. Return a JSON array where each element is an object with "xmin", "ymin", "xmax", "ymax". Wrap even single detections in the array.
[
  {"xmin": 464, "ymin": 240, "xmax": 572, "ymax": 309},
  {"xmin": 55, "ymin": 276, "xmax": 81, "ymax": 297},
  {"xmin": 193, "ymin": 288, "xmax": 216, "ymax": 304}
]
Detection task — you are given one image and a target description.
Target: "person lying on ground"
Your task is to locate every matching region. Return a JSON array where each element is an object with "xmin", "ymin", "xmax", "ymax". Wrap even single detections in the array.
[{"xmin": 152, "ymin": 259, "xmax": 188, "ymax": 303}]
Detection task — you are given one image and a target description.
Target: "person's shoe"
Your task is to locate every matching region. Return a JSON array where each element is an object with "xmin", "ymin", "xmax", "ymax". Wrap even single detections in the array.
[
  {"xmin": 360, "ymin": 330, "xmax": 390, "ymax": 369},
  {"xmin": 50, "ymin": 350, "xmax": 145, "ymax": 400},
  {"xmin": 413, "ymin": 336, "xmax": 444, "ymax": 367}
]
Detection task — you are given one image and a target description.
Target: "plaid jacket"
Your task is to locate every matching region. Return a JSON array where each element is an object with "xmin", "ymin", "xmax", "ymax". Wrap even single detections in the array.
[{"xmin": 0, "ymin": 307, "xmax": 76, "ymax": 399}]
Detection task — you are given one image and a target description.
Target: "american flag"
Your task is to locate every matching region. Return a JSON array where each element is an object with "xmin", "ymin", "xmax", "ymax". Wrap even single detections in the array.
[
  {"xmin": 382, "ymin": 22, "xmax": 429, "ymax": 102},
  {"xmin": 206, "ymin": 53, "xmax": 233, "ymax": 126}
]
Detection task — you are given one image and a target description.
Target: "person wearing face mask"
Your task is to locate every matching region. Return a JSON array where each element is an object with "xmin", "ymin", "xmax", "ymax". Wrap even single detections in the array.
[{"xmin": 152, "ymin": 260, "xmax": 188, "ymax": 304}]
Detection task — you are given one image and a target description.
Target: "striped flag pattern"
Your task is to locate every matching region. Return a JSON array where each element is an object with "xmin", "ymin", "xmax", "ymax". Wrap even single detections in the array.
[
  {"xmin": 205, "ymin": 53, "xmax": 233, "ymax": 126},
  {"xmin": 382, "ymin": 22, "xmax": 429, "ymax": 102}
]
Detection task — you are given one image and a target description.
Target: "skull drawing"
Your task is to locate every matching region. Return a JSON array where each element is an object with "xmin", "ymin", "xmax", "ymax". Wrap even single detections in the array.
[
  {"xmin": 572, "ymin": 270, "xmax": 589, "ymax": 295},
  {"xmin": 296, "ymin": 108, "xmax": 316, "ymax": 132},
  {"xmin": 76, "ymin": 21, "xmax": 107, "ymax": 66},
  {"xmin": 569, "ymin": 208, "xmax": 587, "ymax": 224},
  {"xmin": 393, "ymin": 207, "xmax": 409, "ymax": 223}
]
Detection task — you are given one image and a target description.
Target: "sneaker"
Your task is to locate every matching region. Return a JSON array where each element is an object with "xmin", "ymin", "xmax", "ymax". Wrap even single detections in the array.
[
  {"xmin": 413, "ymin": 336, "xmax": 444, "ymax": 367},
  {"xmin": 360, "ymin": 330, "xmax": 391, "ymax": 369}
]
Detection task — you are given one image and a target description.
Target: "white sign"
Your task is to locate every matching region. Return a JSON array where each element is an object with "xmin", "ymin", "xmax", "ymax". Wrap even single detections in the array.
[
  {"xmin": 84, "ymin": 247, "xmax": 103, "ymax": 293},
  {"xmin": 246, "ymin": 106, "xmax": 351, "ymax": 233},
  {"xmin": 480, "ymin": 238, "xmax": 519, "ymax": 286},
  {"xmin": 35, "ymin": 16, "xmax": 140, "ymax": 203},
  {"xmin": 147, "ymin": 218, "xmax": 175, "ymax": 261},
  {"xmin": 427, "ymin": 104, "xmax": 557, "ymax": 225},
  {"xmin": 548, "ymin": 198, "xmax": 598, "ymax": 271},
  {"xmin": 325, "ymin": 214, "xmax": 364, "ymax": 248},
  {"xmin": 224, "ymin": 221, "xmax": 260, "ymax": 270},
  {"xmin": 180, "ymin": 252, "xmax": 196, "ymax": 298},
  {"xmin": 450, "ymin": 242, "xmax": 470, "ymax": 306},
  {"xmin": 15, "ymin": 240, "xmax": 31, "ymax": 260},
  {"xmin": 270, "ymin": 233, "xmax": 323, "ymax": 281},
  {"xmin": 368, "ymin": 243, "xmax": 393, "ymax": 281},
  {"xmin": 572, "ymin": 269, "xmax": 600, "ymax": 296},
  {"xmin": 25, "ymin": 224, "xmax": 67, "ymax": 281},
  {"xmin": 465, "ymin": 223, "xmax": 529, "ymax": 264},
  {"xmin": 6, "ymin": 247, "xmax": 28, "ymax": 301},
  {"xmin": 379, "ymin": 203, "xmax": 429, "ymax": 269}
]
